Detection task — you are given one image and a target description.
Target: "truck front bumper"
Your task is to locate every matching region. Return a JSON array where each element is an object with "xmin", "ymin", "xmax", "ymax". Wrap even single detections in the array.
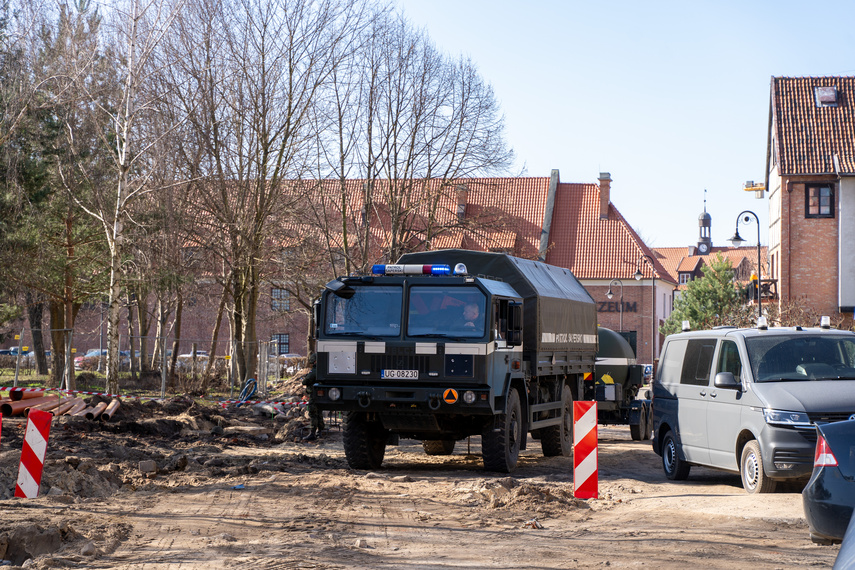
[{"xmin": 313, "ymin": 383, "xmax": 495, "ymax": 415}]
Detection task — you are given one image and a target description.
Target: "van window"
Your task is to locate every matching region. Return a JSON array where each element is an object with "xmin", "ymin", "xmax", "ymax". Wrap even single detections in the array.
[
  {"xmin": 716, "ymin": 340, "xmax": 742, "ymax": 380},
  {"xmin": 657, "ymin": 339, "xmax": 688, "ymax": 385},
  {"xmin": 681, "ymin": 339, "xmax": 716, "ymax": 386}
]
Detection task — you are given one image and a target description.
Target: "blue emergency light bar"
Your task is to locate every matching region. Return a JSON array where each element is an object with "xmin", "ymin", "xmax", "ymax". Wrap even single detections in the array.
[{"xmin": 372, "ymin": 264, "xmax": 451, "ymax": 275}]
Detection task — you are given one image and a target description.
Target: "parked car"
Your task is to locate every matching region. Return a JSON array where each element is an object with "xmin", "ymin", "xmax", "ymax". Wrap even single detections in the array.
[
  {"xmin": 652, "ymin": 317, "xmax": 855, "ymax": 493},
  {"xmin": 279, "ymin": 353, "xmax": 304, "ymax": 374},
  {"xmin": 74, "ymin": 349, "xmax": 108, "ymax": 370},
  {"xmin": 802, "ymin": 419, "xmax": 855, "ymax": 544}
]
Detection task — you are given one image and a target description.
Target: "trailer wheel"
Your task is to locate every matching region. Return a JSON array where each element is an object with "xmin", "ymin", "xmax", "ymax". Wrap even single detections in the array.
[
  {"xmin": 482, "ymin": 388, "xmax": 522, "ymax": 472},
  {"xmin": 343, "ymin": 411, "xmax": 387, "ymax": 470},
  {"xmin": 423, "ymin": 439, "xmax": 456, "ymax": 455},
  {"xmin": 630, "ymin": 404, "xmax": 647, "ymax": 441},
  {"xmin": 541, "ymin": 387, "xmax": 573, "ymax": 457}
]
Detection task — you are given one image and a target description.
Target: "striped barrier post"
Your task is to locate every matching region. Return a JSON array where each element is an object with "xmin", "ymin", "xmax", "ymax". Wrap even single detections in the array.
[
  {"xmin": 15, "ymin": 408, "xmax": 52, "ymax": 499},
  {"xmin": 573, "ymin": 400, "xmax": 598, "ymax": 499}
]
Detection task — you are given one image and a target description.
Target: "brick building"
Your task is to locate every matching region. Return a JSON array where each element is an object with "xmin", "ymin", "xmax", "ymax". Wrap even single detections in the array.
[{"xmin": 765, "ymin": 76, "xmax": 855, "ymax": 328}]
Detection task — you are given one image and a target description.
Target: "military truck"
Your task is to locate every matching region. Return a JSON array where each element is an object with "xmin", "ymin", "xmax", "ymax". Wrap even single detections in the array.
[{"xmin": 310, "ymin": 249, "xmax": 598, "ymax": 472}]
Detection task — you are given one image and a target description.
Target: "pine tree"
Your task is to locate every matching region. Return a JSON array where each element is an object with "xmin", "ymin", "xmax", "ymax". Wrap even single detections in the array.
[{"xmin": 661, "ymin": 254, "xmax": 747, "ymax": 334}]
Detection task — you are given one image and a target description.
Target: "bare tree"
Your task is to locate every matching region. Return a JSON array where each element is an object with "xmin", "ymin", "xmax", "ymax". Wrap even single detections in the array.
[
  {"xmin": 51, "ymin": 0, "xmax": 188, "ymax": 394},
  {"xmin": 165, "ymin": 0, "xmax": 369, "ymax": 384}
]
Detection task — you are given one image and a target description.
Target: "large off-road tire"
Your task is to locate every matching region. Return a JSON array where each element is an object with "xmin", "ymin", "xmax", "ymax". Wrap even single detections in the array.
[
  {"xmin": 423, "ymin": 439, "xmax": 456, "ymax": 455},
  {"xmin": 482, "ymin": 388, "xmax": 522, "ymax": 472},
  {"xmin": 342, "ymin": 411, "xmax": 387, "ymax": 470},
  {"xmin": 541, "ymin": 387, "xmax": 573, "ymax": 457},
  {"xmin": 741, "ymin": 440, "xmax": 777, "ymax": 494},
  {"xmin": 662, "ymin": 430, "xmax": 690, "ymax": 480}
]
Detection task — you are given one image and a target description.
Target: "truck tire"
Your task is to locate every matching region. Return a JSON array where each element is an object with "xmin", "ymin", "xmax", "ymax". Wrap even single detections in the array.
[
  {"xmin": 740, "ymin": 440, "xmax": 777, "ymax": 494},
  {"xmin": 343, "ymin": 411, "xmax": 387, "ymax": 470},
  {"xmin": 481, "ymin": 388, "xmax": 522, "ymax": 472},
  {"xmin": 661, "ymin": 430, "xmax": 690, "ymax": 480},
  {"xmin": 423, "ymin": 439, "xmax": 456, "ymax": 455},
  {"xmin": 541, "ymin": 387, "xmax": 573, "ymax": 457},
  {"xmin": 630, "ymin": 404, "xmax": 647, "ymax": 441}
]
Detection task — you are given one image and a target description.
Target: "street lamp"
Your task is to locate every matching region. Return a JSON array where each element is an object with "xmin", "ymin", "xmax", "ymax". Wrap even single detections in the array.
[
  {"xmin": 729, "ymin": 210, "xmax": 762, "ymax": 319},
  {"xmin": 634, "ymin": 254, "xmax": 657, "ymax": 364},
  {"xmin": 606, "ymin": 278, "xmax": 624, "ymax": 331}
]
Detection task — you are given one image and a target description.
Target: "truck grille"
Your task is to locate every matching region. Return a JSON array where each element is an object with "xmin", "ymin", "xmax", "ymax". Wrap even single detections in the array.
[{"xmin": 369, "ymin": 354, "xmax": 432, "ymax": 374}]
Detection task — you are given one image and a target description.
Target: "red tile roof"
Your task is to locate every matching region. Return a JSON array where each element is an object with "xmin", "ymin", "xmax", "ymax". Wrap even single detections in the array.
[
  {"xmin": 771, "ymin": 76, "xmax": 855, "ymax": 175},
  {"xmin": 653, "ymin": 246, "xmax": 768, "ymax": 290},
  {"xmin": 546, "ymin": 183, "xmax": 673, "ymax": 282}
]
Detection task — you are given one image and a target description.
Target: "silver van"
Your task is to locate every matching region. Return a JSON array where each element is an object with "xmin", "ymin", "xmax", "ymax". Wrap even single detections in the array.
[{"xmin": 651, "ymin": 319, "xmax": 855, "ymax": 493}]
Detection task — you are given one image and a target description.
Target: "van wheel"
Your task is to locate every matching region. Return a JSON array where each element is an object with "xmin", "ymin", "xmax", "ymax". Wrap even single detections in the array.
[
  {"xmin": 662, "ymin": 430, "xmax": 690, "ymax": 480},
  {"xmin": 482, "ymin": 388, "xmax": 522, "ymax": 472},
  {"xmin": 541, "ymin": 387, "xmax": 573, "ymax": 457},
  {"xmin": 741, "ymin": 440, "xmax": 777, "ymax": 494}
]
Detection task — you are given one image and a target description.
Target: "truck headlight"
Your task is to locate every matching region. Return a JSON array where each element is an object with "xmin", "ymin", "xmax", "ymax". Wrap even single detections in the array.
[
  {"xmin": 762, "ymin": 409, "xmax": 810, "ymax": 426},
  {"xmin": 463, "ymin": 391, "xmax": 476, "ymax": 404},
  {"xmin": 328, "ymin": 387, "xmax": 341, "ymax": 401}
]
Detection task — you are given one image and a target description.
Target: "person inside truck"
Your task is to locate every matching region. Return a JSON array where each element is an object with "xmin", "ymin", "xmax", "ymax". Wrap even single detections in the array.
[{"xmin": 462, "ymin": 303, "xmax": 479, "ymax": 328}]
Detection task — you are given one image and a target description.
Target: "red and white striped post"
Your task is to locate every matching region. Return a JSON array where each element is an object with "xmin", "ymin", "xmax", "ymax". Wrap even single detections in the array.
[
  {"xmin": 15, "ymin": 408, "xmax": 52, "ymax": 499},
  {"xmin": 573, "ymin": 400, "xmax": 598, "ymax": 499}
]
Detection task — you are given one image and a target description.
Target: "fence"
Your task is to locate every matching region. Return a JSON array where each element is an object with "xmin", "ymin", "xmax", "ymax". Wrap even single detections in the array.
[{"xmin": 0, "ymin": 328, "xmax": 307, "ymax": 400}]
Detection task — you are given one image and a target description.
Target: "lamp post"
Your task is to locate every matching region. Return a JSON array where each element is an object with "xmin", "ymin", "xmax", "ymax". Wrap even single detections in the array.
[
  {"xmin": 606, "ymin": 278, "xmax": 624, "ymax": 331},
  {"xmin": 729, "ymin": 210, "xmax": 762, "ymax": 319},
  {"xmin": 634, "ymin": 254, "xmax": 656, "ymax": 363}
]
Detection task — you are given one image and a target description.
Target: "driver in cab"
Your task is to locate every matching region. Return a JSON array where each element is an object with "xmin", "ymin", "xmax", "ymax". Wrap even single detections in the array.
[{"xmin": 462, "ymin": 303, "xmax": 479, "ymax": 328}]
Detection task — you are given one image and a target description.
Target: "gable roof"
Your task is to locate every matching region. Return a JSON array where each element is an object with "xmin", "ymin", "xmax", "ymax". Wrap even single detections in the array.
[
  {"xmin": 770, "ymin": 76, "xmax": 855, "ymax": 175},
  {"xmin": 546, "ymin": 182, "xmax": 674, "ymax": 283},
  {"xmin": 653, "ymin": 246, "xmax": 768, "ymax": 290}
]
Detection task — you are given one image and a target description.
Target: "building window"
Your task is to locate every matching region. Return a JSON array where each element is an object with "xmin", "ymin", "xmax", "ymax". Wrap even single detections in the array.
[
  {"xmin": 806, "ymin": 185, "xmax": 834, "ymax": 218},
  {"xmin": 679, "ymin": 273, "xmax": 691, "ymax": 285},
  {"xmin": 272, "ymin": 288, "xmax": 290, "ymax": 312},
  {"xmin": 272, "ymin": 334, "xmax": 290, "ymax": 355}
]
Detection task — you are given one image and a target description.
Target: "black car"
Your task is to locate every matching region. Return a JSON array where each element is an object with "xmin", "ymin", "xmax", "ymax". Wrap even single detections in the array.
[{"xmin": 803, "ymin": 419, "xmax": 855, "ymax": 545}]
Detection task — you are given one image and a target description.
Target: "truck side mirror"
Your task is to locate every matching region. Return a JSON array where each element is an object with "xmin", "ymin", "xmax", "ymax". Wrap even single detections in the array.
[{"xmin": 507, "ymin": 302, "xmax": 522, "ymax": 346}]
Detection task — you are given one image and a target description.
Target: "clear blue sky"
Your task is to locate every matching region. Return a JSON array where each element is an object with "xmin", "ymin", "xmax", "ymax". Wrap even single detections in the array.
[{"xmin": 396, "ymin": 0, "xmax": 855, "ymax": 249}]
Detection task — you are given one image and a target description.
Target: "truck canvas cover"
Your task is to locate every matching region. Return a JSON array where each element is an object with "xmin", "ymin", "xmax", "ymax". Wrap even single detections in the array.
[{"xmin": 397, "ymin": 249, "xmax": 597, "ymax": 354}]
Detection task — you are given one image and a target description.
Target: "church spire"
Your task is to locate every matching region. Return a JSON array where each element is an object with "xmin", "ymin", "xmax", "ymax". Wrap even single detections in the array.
[{"xmin": 697, "ymin": 189, "xmax": 712, "ymax": 254}]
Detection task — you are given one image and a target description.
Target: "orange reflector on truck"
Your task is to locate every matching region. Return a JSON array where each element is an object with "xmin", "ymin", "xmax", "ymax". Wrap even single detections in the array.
[{"xmin": 443, "ymin": 389, "xmax": 458, "ymax": 404}]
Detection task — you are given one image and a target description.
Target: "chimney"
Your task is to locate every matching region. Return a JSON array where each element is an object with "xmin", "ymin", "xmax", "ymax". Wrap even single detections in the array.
[{"xmin": 598, "ymin": 172, "xmax": 611, "ymax": 220}]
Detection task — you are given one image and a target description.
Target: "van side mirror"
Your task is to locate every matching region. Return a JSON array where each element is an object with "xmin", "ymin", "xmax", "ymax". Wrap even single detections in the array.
[
  {"xmin": 714, "ymin": 371, "xmax": 741, "ymax": 389},
  {"xmin": 506, "ymin": 302, "xmax": 522, "ymax": 346}
]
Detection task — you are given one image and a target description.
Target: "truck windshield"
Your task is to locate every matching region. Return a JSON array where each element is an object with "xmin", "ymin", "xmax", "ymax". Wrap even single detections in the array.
[
  {"xmin": 407, "ymin": 286, "xmax": 487, "ymax": 338},
  {"xmin": 747, "ymin": 334, "xmax": 855, "ymax": 381},
  {"xmin": 324, "ymin": 286, "xmax": 402, "ymax": 337}
]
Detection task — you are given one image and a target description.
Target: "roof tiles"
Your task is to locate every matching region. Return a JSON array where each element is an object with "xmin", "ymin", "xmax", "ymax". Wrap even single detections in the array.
[{"xmin": 772, "ymin": 76, "xmax": 855, "ymax": 175}]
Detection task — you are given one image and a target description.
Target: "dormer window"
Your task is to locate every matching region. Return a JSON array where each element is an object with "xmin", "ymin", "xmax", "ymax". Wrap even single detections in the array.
[
  {"xmin": 679, "ymin": 273, "xmax": 692, "ymax": 285},
  {"xmin": 815, "ymin": 86, "xmax": 838, "ymax": 107}
]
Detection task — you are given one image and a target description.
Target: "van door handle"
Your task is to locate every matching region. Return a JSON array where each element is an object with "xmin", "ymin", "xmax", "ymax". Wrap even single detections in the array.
[
  {"xmin": 710, "ymin": 391, "xmax": 717, "ymax": 398},
  {"xmin": 699, "ymin": 390, "xmax": 707, "ymax": 397}
]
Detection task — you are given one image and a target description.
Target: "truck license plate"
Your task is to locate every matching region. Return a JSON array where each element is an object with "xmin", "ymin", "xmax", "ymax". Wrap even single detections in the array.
[{"xmin": 381, "ymin": 369, "xmax": 418, "ymax": 379}]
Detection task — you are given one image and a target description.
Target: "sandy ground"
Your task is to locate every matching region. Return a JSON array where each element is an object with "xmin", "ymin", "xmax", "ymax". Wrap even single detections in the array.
[{"xmin": 0, "ymin": 395, "xmax": 843, "ymax": 569}]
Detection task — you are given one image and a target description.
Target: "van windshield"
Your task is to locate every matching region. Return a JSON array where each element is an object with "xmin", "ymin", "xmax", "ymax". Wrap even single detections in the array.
[{"xmin": 746, "ymin": 334, "xmax": 855, "ymax": 382}]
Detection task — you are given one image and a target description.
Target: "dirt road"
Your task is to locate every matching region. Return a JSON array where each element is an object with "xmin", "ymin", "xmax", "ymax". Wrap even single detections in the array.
[{"xmin": 0, "ymin": 404, "xmax": 841, "ymax": 569}]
